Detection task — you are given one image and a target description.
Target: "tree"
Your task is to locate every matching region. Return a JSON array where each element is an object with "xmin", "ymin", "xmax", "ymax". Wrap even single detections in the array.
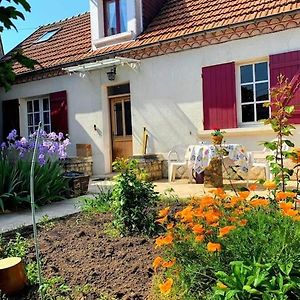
[{"xmin": 0, "ymin": 0, "xmax": 37, "ymax": 91}]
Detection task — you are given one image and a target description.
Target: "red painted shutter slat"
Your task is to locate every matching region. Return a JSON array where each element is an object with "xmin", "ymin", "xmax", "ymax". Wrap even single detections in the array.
[
  {"xmin": 50, "ymin": 90, "xmax": 68, "ymax": 134},
  {"xmin": 270, "ymin": 50, "xmax": 300, "ymax": 124},
  {"xmin": 202, "ymin": 62, "xmax": 237, "ymax": 130}
]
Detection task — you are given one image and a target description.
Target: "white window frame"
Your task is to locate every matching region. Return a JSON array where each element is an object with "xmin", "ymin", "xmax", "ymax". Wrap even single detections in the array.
[
  {"xmin": 237, "ymin": 60, "xmax": 271, "ymax": 127},
  {"xmin": 26, "ymin": 96, "xmax": 51, "ymax": 135}
]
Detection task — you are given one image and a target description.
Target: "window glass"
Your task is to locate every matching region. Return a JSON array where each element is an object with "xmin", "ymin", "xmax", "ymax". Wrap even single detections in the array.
[
  {"xmin": 36, "ymin": 29, "xmax": 59, "ymax": 43},
  {"xmin": 27, "ymin": 101, "xmax": 32, "ymax": 113},
  {"xmin": 255, "ymin": 62, "xmax": 268, "ymax": 81},
  {"xmin": 240, "ymin": 65, "xmax": 253, "ymax": 83},
  {"xmin": 106, "ymin": 0, "xmax": 117, "ymax": 36},
  {"xmin": 108, "ymin": 84, "xmax": 130, "ymax": 96},
  {"xmin": 242, "ymin": 104, "xmax": 254, "ymax": 123},
  {"xmin": 124, "ymin": 101, "xmax": 132, "ymax": 135},
  {"xmin": 34, "ymin": 100, "xmax": 39, "ymax": 112},
  {"xmin": 241, "ymin": 85, "xmax": 254, "ymax": 103},
  {"xmin": 120, "ymin": 0, "xmax": 127, "ymax": 32},
  {"xmin": 114, "ymin": 102, "xmax": 123, "ymax": 136},
  {"xmin": 256, "ymin": 103, "xmax": 269, "ymax": 121},
  {"xmin": 255, "ymin": 82, "xmax": 268, "ymax": 102}
]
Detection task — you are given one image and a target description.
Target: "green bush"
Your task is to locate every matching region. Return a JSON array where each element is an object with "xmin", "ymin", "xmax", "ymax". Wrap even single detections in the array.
[{"xmin": 111, "ymin": 158, "xmax": 159, "ymax": 236}]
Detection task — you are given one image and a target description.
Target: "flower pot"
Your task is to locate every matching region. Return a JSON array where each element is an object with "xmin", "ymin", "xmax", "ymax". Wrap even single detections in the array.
[
  {"xmin": 0, "ymin": 257, "xmax": 27, "ymax": 295},
  {"xmin": 211, "ymin": 135, "xmax": 223, "ymax": 145}
]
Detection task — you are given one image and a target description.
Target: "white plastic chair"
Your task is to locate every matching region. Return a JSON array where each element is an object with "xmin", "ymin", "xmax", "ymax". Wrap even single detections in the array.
[{"xmin": 167, "ymin": 145, "xmax": 192, "ymax": 182}]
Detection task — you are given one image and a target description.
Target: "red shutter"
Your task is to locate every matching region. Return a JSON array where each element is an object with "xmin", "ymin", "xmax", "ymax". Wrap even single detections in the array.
[
  {"xmin": 50, "ymin": 90, "xmax": 68, "ymax": 134},
  {"xmin": 202, "ymin": 62, "xmax": 237, "ymax": 130},
  {"xmin": 270, "ymin": 50, "xmax": 300, "ymax": 124}
]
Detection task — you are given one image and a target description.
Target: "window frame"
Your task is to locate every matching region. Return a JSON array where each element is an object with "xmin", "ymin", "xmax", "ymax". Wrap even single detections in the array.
[
  {"xmin": 103, "ymin": 0, "xmax": 127, "ymax": 37},
  {"xmin": 26, "ymin": 96, "xmax": 51, "ymax": 135},
  {"xmin": 237, "ymin": 60, "xmax": 271, "ymax": 127}
]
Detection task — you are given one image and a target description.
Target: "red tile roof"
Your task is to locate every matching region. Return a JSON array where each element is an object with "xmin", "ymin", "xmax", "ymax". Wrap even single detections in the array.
[{"xmin": 9, "ymin": 0, "xmax": 300, "ymax": 75}]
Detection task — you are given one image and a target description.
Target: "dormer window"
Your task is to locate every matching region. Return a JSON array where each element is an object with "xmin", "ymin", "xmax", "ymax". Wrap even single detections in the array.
[
  {"xmin": 35, "ymin": 29, "xmax": 59, "ymax": 43},
  {"xmin": 104, "ymin": 0, "xmax": 127, "ymax": 36}
]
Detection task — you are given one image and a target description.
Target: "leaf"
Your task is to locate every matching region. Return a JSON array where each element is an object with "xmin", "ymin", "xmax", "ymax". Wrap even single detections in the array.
[
  {"xmin": 284, "ymin": 140, "xmax": 294, "ymax": 147},
  {"xmin": 284, "ymin": 105, "xmax": 295, "ymax": 114}
]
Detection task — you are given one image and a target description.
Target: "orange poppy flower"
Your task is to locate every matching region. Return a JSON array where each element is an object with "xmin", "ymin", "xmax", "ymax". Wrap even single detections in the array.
[
  {"xmin": 199, "ymin": 196, "xmax": 216, "ymax": 208},
  {"xmin": 248, "ymin": 184, "xmax": 257, "ymax": 191},
  {"xmin": 207, "ymin": 242, "xmax": 222, "ymax": 252},
  {"xmin": 238, "ymin": 191, "xmax": 250, "ymax": 199},
  {"xmin": 219, "ymin": 225, "xmax": 236, "ymax": 237},
  {"xmin": 156, "ymin": 215, "xmax": 168, "ymax": 224},
  {"xmin": 195, "ymin": 235, "xmax": 205, "ymax": 242},
  {"xmin": 276, "ymin": 191, "xmax": 297, "ymax": 201},
  {"xmin": 162, "ymin": 258, "xmax": 176, "ymax": 268},
  {"xmin": 167, "ymin": 222, "xmax": 174, "ymax": 230},
  {"xmin": 250, "ymin": 198, "xmax": 269, "ymax": 207},
  {"xmin": 204, "ymin": 210, "xmax": 220, "ymax": 224},
  {"xmin": 263, "ymin": 181, "xmax": 277, "ymax": 190},
  {"xmin": 177, "ymin": 206, "xmax": 194, "ymax": 223},
  {"xmin": 239, "ymin": 219, "xmax": 248, "ymax": 226},
  {"xmin": 159, "ymin": 207, "xmax": 170, "ymax": 217},
  {"xmin": 283, "ymin": 209, "xmax": 298, "ymax": 217},
  {"xmin": 155, "ymin": 233, "xmax": 173, "ymax": 248},
  {"xmin": 153, "ymin": 256, "xmax": 163, "ymax": 272},
  {"xmin": 192, "ymin": 224, "xmax": 205, "ymax": 235},
  {"xmin": 193, "ymin": 207, "xmax": 204, "ymax": 217},
  {"xmin": 159, "ymin": 278, "xmax": 173, "ymax": 295},
  {"xmin": 279, "ymin": 202, "xmax": 294, "ymax": 212}
]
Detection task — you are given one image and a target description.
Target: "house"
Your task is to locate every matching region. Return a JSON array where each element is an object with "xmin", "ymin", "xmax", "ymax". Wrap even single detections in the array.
[{"xmin": 1, "ymin": 0, "xmax": 300, "ymax": 176}]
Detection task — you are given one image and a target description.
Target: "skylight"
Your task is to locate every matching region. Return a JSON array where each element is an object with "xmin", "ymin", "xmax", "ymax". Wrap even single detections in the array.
[{"xmin": 36, "ymin": 29, "xmax": 59, "ymax": 43}]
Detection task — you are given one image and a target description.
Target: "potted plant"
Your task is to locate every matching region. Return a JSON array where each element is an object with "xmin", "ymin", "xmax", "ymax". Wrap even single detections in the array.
[{"xmin": 211, "ymin": 128, "xmax": 225, "ymax": 145}]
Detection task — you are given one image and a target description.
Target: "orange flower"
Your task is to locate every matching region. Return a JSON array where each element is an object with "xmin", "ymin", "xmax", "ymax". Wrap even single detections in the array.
[
  {"xmin": 167, "ymin": 222, "xmax": 174, "ymax": 230},
  {"xmin": 156, "ymin": 215, "xmax": 168, "ymax": 224},
  {"xmin": 210, "ymin": 222, "xmax": 219, "ymax": 228},
  {"xmin": 159, "ymin": 207, "xmax": 170, "ymax": 217},
  {"xmin": 177, "ymin": 206, "xmax": 194, "ymax": 223},
  {"xmin": 276, "ymin": 191, "xmax": 297, "ymax": 201},
  {"xmin": 199, "ymin": 196, "xmax": 216, "ymax": 208},
  {"xmin": 192, "ymin": 224, "xmax": 205, "ymax": 235},
  {"xmin": 207, "ymin": 242, "xmax": 222, "ymax": 252},
  {"xmin": 159, "ymin": 278, "xmax": 173, "ymax": 295},
  {"xmin": 263, "ymin": 181, "xmax": 277, "ymax": 190},
  {"xmin": 230, "ymin": 196, "xmax": 242, "ymax": 206},
  {"xmin": 250, "ymin": 198, "xmax": 269, "ymax": 207},
  {"xmin": 238, "ymin": 191, "xmax": 250, "ymax": 199},
  {"xmin": 193, "ymin": 207, "xmax": 204, "ymax": 217},
  {"xmin": 162, "ymin": 258, "xmax": 176, "ymax": 268},
  {"xmin": 219, "ymin": 225, "xmax": 236, "ymax": 237},
  {"xmin": 239, "ymin": 219, "xmax": 248, "ymax": 226},
  {"xmin": 283, "ymin": 209, "xmax": 298, "ymax": 217},
  {"xmin": 248, "ymin": 184, "xmax": 257, "ymax": 191},
  {"xmin": 204, "ymin": 210, "xmax": 220, "ymax": 224},
  {"xmin": 195, "ymin": 235, "xmax": 205, "ymax": 242},
  {"xmin": 293, "ymin": 215, "xmax": 300, "ymax": 221},
  {"xmin": 217, "ymin": 282, "xmax": 228, "ymax": 289},
  {"xmin": 211, "ymin": 188, "xmax": 226, "ymax": 199},
  {"xmin": 227, "ymin": 216, "xmax": 238, "ymax": 223},
  {"xmin": 153, "ymin": 256, "xmax": 163, "ymax": 272},
  {"xmin": 155, "ymin": 233, "xmax": 173, "ymax": 248},
  {"xmin": 279, "ymin": 202, "xmax": 294, "ymax": 212}
]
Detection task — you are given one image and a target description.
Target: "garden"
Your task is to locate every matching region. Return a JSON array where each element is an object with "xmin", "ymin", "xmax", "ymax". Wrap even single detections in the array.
[{"xmin": 1, "ymin": 75, "xmax": 300, "ymax": 299}]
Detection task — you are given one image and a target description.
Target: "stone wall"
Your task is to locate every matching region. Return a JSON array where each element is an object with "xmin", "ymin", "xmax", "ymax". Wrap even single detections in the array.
[
  {"xmin": 133, "ymin": 154, "xmax": 163, "ymax": 181},
  {"xmin": 62, "ymin": 156, "xmax": 93, "ymax": 176}
]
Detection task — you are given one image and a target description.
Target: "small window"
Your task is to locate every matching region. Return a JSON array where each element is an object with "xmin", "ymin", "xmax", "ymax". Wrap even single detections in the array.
[
  {"xmin": 239, "ymin": 62, "xmax": 270, "ymax": 124},
  {"xmin": 27, "ymin": 97, "xmax": 51, "ymax": 135},
  {"xmin": 108, "ymin": 83, "xmax": 130, "ymax": 96},
  {"xmin": 36, "ymin": 29, "xmax": 59, "ymax": 43},
  {"xmin": 104, "ymin": 0, "xmax": 128, "ymax": 36}
]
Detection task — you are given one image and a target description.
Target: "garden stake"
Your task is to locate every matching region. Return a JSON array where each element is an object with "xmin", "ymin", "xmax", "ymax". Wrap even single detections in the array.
[{"xmin": 30, "ymin": 122, "xmax": 44, "ymax": 300}]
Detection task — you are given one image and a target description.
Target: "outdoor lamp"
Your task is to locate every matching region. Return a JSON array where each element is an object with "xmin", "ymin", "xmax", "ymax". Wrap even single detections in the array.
[{"xmin": 107, "ymin": 66, "xmax": 116, "ymax": 81}]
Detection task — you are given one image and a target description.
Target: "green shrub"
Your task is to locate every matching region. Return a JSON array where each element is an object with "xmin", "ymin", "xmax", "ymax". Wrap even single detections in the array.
[
  {"xmin": 4, "ymin": 233, "xmax": 28, "ymax": 258},
  {"xmin": 111, "ymin": 158, "xmax": 159, "ymax": 236}
]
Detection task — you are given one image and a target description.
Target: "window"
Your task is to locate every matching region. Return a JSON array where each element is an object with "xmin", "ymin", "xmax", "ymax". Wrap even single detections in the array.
[
  {"xmin": 239, "ymin": 62, "xmax": 270, "ymax": 124},
  {"xmin": 104, "ymin": 0, "xmax": 127, "ymax": 36},
  {"xmin": 35, "ymin": 29, "xmax": 59, "ymax": 43},
  {"xmin": 111, "ymin": 98, "xmax": 132, "ymax": 137},
  {"xmin": 27, "ymin": 97, "xmax": 51, "ymax": 135}
]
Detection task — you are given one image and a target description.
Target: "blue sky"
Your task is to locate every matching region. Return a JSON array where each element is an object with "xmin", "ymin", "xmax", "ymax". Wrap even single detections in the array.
[{"xmin": 2, "ymin": 0, "xmax": 89, "ymax": 54}]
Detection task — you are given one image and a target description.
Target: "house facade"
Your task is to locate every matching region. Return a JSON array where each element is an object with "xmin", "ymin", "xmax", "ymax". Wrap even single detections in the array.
[{"xmin": 1, "ymin": 0, "xmax": 300, "ymax": 175}]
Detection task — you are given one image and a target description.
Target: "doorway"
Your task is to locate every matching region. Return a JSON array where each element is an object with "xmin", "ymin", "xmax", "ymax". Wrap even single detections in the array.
[{"xmin": 109, "ymin": 84, "xmax": 132, "ymax": 162}]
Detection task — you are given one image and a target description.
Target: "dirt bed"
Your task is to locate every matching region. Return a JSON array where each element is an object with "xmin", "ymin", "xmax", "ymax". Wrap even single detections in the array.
[{"xmin": 7, "ymin": 213, "xmax": 158, "ymax": 300}]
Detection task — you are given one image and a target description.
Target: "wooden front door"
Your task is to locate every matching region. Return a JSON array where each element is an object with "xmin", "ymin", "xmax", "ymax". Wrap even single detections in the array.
[{"xmin": 110, "ymin": 96, "xmax": 133, "ymax": 162}]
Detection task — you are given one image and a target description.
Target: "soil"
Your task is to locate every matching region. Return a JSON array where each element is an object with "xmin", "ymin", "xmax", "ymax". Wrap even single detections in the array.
[{"xmin": 6, "ymin": 213, "xmax": 158, "ymax": 300}]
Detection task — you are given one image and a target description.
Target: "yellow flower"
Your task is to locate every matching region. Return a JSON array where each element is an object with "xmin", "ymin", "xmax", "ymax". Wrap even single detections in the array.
[
  {"xmin": 263, "ymin": 181, "xmax": 277, "ymax": 190},
  {"xmin": 207, "ymin": 242, "xmax": 221, "ymax": 252},
  {"xmin": 159, "ymin": 278, "xmax": 173, "ymax": 295},
  {"xmin": 153, "ymin": 256, "xmax": 163, "ymax": 272},
  {"xmin": 218, "ymin": 225, "xmax": 236, "ymax": 237}
]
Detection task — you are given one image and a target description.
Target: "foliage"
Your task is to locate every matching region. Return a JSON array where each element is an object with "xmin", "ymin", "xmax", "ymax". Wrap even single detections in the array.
[
  {"xmin": 263, "ymin": 74, "xmax": 300, "ymax": 191},
  {"xmin": 0, "ymin": 0, "xmax": 38, "ymax": 91},
  {"xmin": 153, "ymin": 188, "xmax": 300, "ymax": 299},
  {"xmin": 111, "ymin": 158, "xmax": 159, "ymax": 236},
  {"xmin": 25, "ymin": 262, "xmax": 39, "ymax": 285},
  {"xmin": 38, "ymin": 214, "xmax": 56, "ymax": 231},
  {"xmin": 4, "ymin": 232, "xmax": 28, "ymax": 258},
  {"xmin": 39, "ymin": 276, "xmax": 71, "ymax": 300},
  {"xmin": 80, "ymin": 186, "xmax": 113, "ymax": 214},
  {"xmin": 212, "ymin": 261, "xmax": 300, "ymax": 300},
  {"xmin": 211, "ymin": 128, "xmax": 225, "ymax": 137}
]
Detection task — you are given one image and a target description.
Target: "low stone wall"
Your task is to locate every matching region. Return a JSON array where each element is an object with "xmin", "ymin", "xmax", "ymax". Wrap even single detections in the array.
[
  {"xmin": 133, "ymin": 154, "xmax": 163, "ymax": 181},
  {"xmin": 62, "ymin": 156, "xmax": 93, "ymax": 176}
]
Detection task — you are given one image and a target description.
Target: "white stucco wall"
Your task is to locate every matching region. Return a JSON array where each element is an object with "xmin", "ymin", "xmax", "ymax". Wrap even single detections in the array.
[{"xmin": 1, "ymin": 26, "xmax": 300, "ymax": 175}]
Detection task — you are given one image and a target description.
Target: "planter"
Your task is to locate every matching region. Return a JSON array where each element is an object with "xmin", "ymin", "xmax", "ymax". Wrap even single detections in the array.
[
  {"xmin": 0, "ymin": 257, "xmax": 27, "ymax": 295},
  {"xmin": 63, "ymin": 171, "xmax": 90, "ymax": 198},
  {"xmin": 211, "ymin": 135, "xmax": 223, "ymax": 145}
]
